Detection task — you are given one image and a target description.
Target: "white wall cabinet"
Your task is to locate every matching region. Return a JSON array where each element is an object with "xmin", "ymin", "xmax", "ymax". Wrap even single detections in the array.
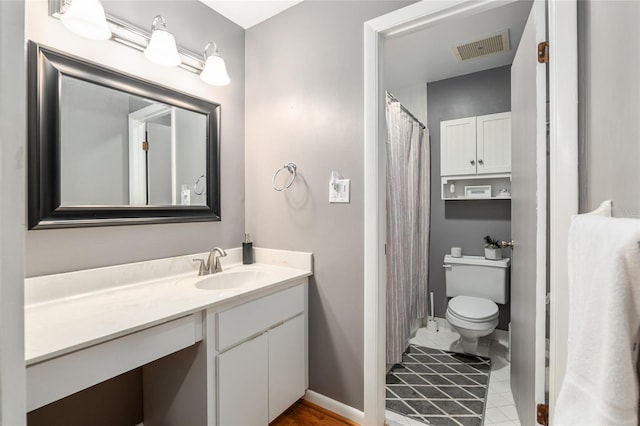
[
  {"xmin": 440, "ymin": 116, "xmax": 477, "ymax": 176},
  {"xmin": 476, "ymin": 112, "xmax": 511, "ymax": 174},
  {"xmin": 440, "ymin": 112, "xmax": 511, "ymax": 176},
  {"xmin": 440, "ymin": 112, "xmax": 511, "ymax": 200}
]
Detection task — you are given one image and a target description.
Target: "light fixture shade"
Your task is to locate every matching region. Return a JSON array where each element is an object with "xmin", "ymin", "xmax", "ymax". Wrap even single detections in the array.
[
  {"xmin": 200, "ymin": 53, "xmax": 230, "ymax": 86},
  {"xmin": 144, "ymin": 17, "xmax": 181, "ymax": 67},
  {"xmin": 60, "ymin": 0, "xmax": 112, "ymax": 41}
]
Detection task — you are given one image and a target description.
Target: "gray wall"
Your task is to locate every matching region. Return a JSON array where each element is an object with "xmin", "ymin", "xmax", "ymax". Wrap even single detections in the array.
[
  {"xmin": 427, "ymin": 66, "xmax": 512, "ymax": 330},
  {"xmin": 578, "ymin": 0, "xmax": 640, "ymax": 218},
  {"xmin": 245, "ymin": 0, "xmax": 412, "ymax": 410},
  {"xmin": 26, "ymin": 0, "xmax": 245, "ymax": 277}
]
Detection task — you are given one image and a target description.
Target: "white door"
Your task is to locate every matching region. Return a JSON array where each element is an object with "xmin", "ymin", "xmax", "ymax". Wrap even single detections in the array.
[
  {"xmin": 440, "ymin": 116, "xmax": 477, "ymax": 176},
  {"xmin": 476, "ymin": 112, "xmax": 511, "ymax": 174},
  {"xmin": 510, "ymin": 1, "xmax": 547, "ymax": 424}
]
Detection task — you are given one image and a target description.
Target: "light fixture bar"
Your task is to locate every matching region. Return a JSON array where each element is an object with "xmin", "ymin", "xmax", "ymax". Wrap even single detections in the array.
[{"xmin": 49, "ymin": 0, "xmax": 204, "ymax": 74}]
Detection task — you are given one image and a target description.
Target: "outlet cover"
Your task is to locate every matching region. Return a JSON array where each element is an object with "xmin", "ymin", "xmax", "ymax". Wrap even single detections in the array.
[{"xmin": 329, "ymin": 179, "xmax": 350, "ymax": 203}]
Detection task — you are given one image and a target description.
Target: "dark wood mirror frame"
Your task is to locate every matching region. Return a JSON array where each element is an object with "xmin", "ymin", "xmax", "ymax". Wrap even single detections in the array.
[{"xmin": 27, "ymin": 42, "xmax": 221, "ymax": 229}]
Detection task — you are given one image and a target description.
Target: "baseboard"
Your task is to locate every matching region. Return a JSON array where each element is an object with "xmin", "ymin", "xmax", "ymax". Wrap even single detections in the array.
[{"xmin": 304, "ymin": 389, "xmax": 364, "ymax": 425}]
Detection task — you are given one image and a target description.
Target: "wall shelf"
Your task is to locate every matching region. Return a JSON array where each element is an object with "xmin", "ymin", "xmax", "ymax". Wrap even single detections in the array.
[
  {"xmin": 442, "ymin": 196, "xmax": 511, "ymax": 201},
  {"xmin": 441, "ymin": 174, "xmax": 511, "ymax": 201}
]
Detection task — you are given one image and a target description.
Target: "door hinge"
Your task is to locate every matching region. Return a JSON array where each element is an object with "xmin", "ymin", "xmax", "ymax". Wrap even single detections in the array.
[
  {"xmin": 142, "ymin": 140, "xmax": 149, "ymax": 151},
  {"xmin": 537, "ymin": 41, "xmax": 549, "ymax": 64},
  {"xmin": 537, "ymin": 403, "xmax": 549, "ymax": 425}
]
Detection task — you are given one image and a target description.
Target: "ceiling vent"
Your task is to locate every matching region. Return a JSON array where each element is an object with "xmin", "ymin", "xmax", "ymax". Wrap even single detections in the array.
[{"xmin": 453, "ymin": 30, "xmax": 511, "ymax": 62}]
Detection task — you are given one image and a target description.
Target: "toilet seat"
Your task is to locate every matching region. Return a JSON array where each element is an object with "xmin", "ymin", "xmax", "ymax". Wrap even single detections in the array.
[{"xmin": 447, "ymin": 296, "xmax": 499, "ymax": 323}]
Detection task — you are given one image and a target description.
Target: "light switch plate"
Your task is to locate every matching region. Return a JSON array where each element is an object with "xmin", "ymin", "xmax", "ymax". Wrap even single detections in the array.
[{"xmin": 329, "ymin": 179, "xmax": 350, "ymax": 203}]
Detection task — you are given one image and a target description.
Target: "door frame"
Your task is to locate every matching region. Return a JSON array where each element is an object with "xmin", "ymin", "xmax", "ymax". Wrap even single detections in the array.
[{"xmin": 362, "ymin": 0, "xmax": 578, "ymax": 424}]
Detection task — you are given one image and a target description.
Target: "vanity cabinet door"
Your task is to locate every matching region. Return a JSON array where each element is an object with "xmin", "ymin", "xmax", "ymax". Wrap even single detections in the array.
[
  {"xmin": 268, "ymin": 314, "xmax": 306, "ymax": 422},
  {"xmin": 217, "ymin": 333, "xmax": 268, "ymax": 426}
]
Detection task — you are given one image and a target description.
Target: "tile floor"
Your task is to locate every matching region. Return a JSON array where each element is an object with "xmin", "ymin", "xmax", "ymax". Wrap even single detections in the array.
[{"xmin": 386, "ymin": 323, "xmax": 521, "ymax": 426}]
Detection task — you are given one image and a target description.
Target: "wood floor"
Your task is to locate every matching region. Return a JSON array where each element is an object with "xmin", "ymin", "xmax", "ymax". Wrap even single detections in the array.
[{"xmin": 270, "ymin": 400, "xmax": 359, "ymax": 426}]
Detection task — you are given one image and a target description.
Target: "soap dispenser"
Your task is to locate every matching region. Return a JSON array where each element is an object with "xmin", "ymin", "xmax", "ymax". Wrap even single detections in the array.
[{"xmin": 242, "ymin": 233, "xmax": 253, "ymax": 264}]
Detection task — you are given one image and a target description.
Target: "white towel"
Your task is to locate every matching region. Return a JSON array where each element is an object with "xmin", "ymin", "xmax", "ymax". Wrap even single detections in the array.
[{"xmin": 555, "ymin": 207, "xmax": 640, "ymax": 425}]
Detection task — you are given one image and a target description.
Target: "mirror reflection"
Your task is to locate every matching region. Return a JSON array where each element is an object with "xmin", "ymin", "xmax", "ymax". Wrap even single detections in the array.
[{"xmin": 59, "ymin": 75, "xmax": 207, "ymax": 207}]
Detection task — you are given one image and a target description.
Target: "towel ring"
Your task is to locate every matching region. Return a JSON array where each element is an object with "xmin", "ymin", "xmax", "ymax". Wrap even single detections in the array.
[
  {"xmin": 194, "ymin": 174, "xmax": 206, "ymax": 195},
  {"xmin": 272, "ymin": 162, "xmax": 297, "ymax": 191}
]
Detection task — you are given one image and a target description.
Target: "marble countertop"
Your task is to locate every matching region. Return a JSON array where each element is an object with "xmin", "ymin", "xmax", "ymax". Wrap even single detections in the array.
[{"xmin": 25, "ymin": 248, "xmax": 312, "ymax": 366}]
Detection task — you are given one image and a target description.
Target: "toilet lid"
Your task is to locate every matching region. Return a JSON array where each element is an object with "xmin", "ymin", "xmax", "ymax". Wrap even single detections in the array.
[{"xmin": 448, "ymin": 296, "xmax": 499, "ymax": 322}]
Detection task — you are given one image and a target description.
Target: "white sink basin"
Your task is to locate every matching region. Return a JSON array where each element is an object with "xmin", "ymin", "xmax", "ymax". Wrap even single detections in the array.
[{"xmin": 194, "ymin": 270, "xmax": 272, "ymax": 290}]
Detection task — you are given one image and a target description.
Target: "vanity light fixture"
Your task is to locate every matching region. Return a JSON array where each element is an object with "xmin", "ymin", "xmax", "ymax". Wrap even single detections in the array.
[
  {"xmin": 144, "ymin": 15, "xmax": 181, "ymax": 67},
  {"xmin": 60, "ymin": 0, "xmax": 111, "ymax": 41},
  {"xmin": 49, "ymin": 0, "xmax": 230, "ymax": 83},
  {"xmin": 200, "ymin": 42, "xmax": 231, "ymax": 86}
]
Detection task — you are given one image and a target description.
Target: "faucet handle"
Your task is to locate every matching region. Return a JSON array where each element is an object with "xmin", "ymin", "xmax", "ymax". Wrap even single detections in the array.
[{"xmin": 193, "ymin": 258, "xmax": 209, "ymax": 276}]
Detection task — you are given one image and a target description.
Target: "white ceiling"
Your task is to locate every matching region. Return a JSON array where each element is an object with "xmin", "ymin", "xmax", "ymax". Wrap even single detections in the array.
[
  {"xmin": 199, "ymin": 1, "xmax": 532, "ymax": 86},
  {"xmin": 200, "ymin": 0, "xmax": 303, "ymax": 29},
  {"xmin": 384, "ymin": 0, "xmax": 533, "ymax": 90}
]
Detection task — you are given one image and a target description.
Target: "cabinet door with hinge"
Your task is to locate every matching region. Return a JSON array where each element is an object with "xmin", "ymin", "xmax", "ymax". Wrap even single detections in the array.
[
  {"xmin": 476, "ymin": 112, "xmax": 511, "ymax": 174},
  {"xmin": 217, "ymin": 333, "xmax": 268, "ymax": 426},
  {"xmin": 440, "ymin": 117, "xmax": 477, "ymax": 176},
  {"xmin": 268, "ymin": 314, "xmax": 306, "ymax": 422}
]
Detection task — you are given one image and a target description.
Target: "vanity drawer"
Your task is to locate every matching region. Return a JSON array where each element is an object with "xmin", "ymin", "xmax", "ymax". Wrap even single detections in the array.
[
  {"xmin": 27, "ymin": 313, "xmax": 202, "ymax": 412},
  {"xmin": 217, "ymin": 283, "xmax": 304, "ymax": 352}
]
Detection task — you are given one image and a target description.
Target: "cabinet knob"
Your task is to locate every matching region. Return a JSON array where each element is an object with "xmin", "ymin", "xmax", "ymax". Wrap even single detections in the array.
[
  {"xmin": 470, "ymin": 160, "xmax": 475, "ymax": 166},
  {"xmin": 478, "ymin": 159, "xmax": 484, "ymax": 165}
]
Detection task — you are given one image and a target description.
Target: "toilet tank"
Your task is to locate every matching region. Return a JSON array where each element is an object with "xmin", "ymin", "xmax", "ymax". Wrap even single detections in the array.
[{"xmin": 444, "ymin": 255, "xmax": 510, "ymax": 304}]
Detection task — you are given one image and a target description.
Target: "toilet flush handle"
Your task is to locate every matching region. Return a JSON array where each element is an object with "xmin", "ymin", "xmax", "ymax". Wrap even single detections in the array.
[
  {"xmin": 442, "ymin": 264, "xmax": 452, "ymax": 269},
  {"xmin": 500, "ymin": 240, "xmax": 515, "ymax": 249}
]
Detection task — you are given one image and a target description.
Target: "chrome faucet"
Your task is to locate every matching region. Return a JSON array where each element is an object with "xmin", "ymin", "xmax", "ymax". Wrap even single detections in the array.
[
  {"xmin": 208, "ymin": 247, "xmax": 227, "ymax": 273},
  {"xmin": 193, "ymin": 247, "xmax": 228, "ymax": 275}
]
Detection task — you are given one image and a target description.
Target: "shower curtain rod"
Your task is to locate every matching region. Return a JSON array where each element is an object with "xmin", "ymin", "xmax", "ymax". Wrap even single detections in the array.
[{"xmin": 386, "ymin": 91, "xmax": 426, "ymax": 130}]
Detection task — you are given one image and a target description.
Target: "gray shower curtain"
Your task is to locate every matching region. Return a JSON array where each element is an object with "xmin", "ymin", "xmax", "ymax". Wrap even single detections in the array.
[{"xmin": 385, "ymin": 92, "xmax": 430, "ymax": 365}]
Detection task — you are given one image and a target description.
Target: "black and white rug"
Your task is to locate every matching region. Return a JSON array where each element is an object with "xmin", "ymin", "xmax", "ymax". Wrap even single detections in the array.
[{"xmin": 386, "ymin": 344, "xmax": 491, "ymax": 426}]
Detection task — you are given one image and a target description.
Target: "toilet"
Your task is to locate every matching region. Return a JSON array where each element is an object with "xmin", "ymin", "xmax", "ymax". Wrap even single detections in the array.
[{"xmin": 443, "ymin": 254, "xmax": 510, "ymax": 354}]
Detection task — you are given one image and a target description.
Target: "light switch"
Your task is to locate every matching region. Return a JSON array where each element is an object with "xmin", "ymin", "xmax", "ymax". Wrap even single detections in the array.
[{"xmin": 329, "ymin": 179, "xmax": 350, "ymax": 203}]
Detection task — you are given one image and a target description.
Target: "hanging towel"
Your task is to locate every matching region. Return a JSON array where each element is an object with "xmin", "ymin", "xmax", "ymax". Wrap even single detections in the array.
[{"xmin": 555, "ymin": 204, "xmax": 640, "ymax": 425}]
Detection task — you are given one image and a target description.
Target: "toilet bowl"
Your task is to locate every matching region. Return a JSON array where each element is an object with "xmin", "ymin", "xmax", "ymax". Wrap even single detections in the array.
[{"xmin": 445, "ymin": 295, "xmax": 499, "ymax": 353}]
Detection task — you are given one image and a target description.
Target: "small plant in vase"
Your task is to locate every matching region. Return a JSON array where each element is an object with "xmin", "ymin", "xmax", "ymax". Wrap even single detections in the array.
[{"xmin": 484, "ymin": 235, "xmax": 503, "ymax": 260}]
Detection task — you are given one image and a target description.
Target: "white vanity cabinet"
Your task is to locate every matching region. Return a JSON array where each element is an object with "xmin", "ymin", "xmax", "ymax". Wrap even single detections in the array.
[
  {"xmin": 268, "ymin": 314, "xmax": 306, "ymax": 422},
  {"xmin": 214, "ymin": 282, "xmax": 308, "ymax": 426},
  {"xmin": 25, "ymin": 248, "xmax": 312, "ymax": 426},
  {"xmin": 440, "ymin": 112, "xmax": 511, "ymax": 176},
  {"xmin": 217, "ymin": 333, "xmax": 269, "ymax": 425}
]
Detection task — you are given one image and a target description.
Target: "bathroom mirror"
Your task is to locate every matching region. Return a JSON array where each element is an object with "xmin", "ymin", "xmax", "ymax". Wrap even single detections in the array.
[{"xmin": 28, "ymin": 42, "xmax": 221, "ymax": 229}]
